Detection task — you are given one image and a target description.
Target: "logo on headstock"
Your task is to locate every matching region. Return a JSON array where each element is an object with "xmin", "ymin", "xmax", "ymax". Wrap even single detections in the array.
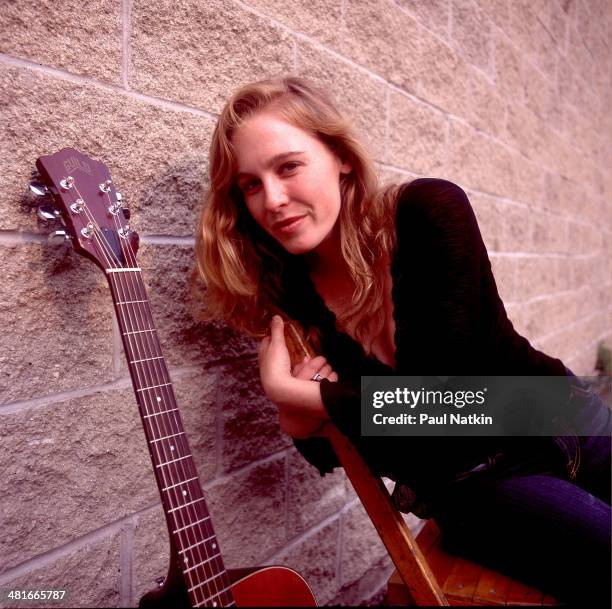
[{"xmin": 64, "ymin": 156, "xmax": 93, "ymax": 176}]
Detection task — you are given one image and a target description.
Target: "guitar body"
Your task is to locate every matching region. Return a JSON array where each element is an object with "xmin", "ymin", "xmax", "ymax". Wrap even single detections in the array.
[{"xmin": 139, "ymin": 556, "xmax": 317, "ymax": 607}]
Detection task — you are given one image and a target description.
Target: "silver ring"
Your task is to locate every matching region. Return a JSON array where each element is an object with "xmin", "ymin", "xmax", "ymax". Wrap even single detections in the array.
[{"xmin": 312, "ymin": 373, "xmax": 324, "ymax": 382}]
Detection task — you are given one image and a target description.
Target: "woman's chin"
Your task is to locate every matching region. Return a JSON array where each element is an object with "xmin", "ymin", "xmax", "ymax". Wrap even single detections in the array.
[
  {"xmin": 281, "ymin": 241, "xmax": 315, "ymax": 255},
  {"xmin": 276, "ymin": 234, "xmax": 319, "ymax": 256}
]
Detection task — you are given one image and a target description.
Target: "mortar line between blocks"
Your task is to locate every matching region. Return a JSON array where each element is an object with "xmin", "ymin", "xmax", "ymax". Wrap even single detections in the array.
[
  {"xmin": 119, "ymin": 518, "xmax": 135, "ymax": 607},
  {"xmin": 0, "ymin": 54, "xmax": 216, "ymax": 119},
  {"xmin": 121, "ymin": 0, "xmax": 131, "ymax": 89}
]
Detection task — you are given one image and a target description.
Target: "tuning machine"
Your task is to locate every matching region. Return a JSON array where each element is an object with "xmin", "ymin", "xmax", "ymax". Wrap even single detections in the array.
[
  {"xmin": 30, "ymin": 181, "xmax": 51, "ymax": 197},
  {"xmin": 47, "ymin": 230, "xmax": 70, "ymax": 245},
  {"xmin": 109, "ymin": 192, "xmax": 130, "ymax": 220},
  {"xmin": 37, "ymin": 205, "xmax": 61, "ymax": 222}
]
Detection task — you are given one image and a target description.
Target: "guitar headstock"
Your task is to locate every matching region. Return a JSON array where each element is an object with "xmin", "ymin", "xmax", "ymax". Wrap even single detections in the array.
[{"xmin": 32, "ymin": 147, "xmax": 139, "ymax": 271}]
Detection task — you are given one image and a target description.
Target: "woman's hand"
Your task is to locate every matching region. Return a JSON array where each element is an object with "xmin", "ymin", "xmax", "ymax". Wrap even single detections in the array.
[{"xmin": 258, "ymin": 315, "xmax": 337, "ymax": 438}]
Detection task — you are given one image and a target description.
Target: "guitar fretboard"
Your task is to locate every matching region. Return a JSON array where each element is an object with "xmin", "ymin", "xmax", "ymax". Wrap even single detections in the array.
[{"xmin": 106, "ymin": 268, "xmax": 234, "ymax": 608}]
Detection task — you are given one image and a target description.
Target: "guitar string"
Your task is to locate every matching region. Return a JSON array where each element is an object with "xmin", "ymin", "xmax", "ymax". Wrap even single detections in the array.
[
  {"xmin": 107, "ymin": 213, "xmax": 233, "ymax": 609},
  {"xmin": 66, "ymin": 186, "xmax": 208, "ymax": 600},
  {"xmin": 100, "ymin": 194, "xmax": 225, "ymax": 605},
  {"xmin": 100, "ymin": 194, "xmax": 228, "ymax": 606},
  {"xmin": 71, "ymin": 184, "xmax": 226, "ymax": 606},
  {"xmin": 77, "ymin": 200, "xmax": 215, "ymax": 605}
]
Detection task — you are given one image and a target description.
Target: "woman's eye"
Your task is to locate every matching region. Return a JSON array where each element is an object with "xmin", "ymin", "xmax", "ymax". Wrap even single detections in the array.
[
  {"xmin": 242, "ymin": 180, "xmax": 260, "ymax": 194},
  {"xmin": 281, "ymin": 162, "xmax": 299, "ymax": 173}
]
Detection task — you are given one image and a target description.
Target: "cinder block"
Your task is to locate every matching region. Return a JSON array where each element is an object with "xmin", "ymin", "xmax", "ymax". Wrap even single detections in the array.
[
  {"xmin": 451, "ymin": 0, "xmax": 494, "ymax": 76},
  {"xmin": 515, "ymin": 256, "xmax": 561, "ymax": 301},
  {"xmin": 446, "ymin": 119, "xmax": 514, "ymax": 199},
  {"xmin": 543, "ymin": 172, "xmax": 581, "ymax": 217},
  {"xmin": 493, "ymin": 32, "xmax": 526, "ymax": 102},
  {"xmin": 0, "ymin": 64, "xmax": 215, "ymax": 235},
  {"xmin": 503, "ymin": 203, "xmax": 533, "ymax": 252},
  {"xmin": 0, "ymin": 387, "xmax": 159, "ymax": 570},
  {"xmin": 287, "ymin": 448, "xmax": 346, "ymax": 536},
  {"xmin": 530, "ymin": 210, "xmax": 568, "ymax": 255},
  {"xmin": 205, "ymin": 456, "xmax": 287, "ymax": 567},
  {"xmin": 133, "ymin": 505, "xmax": 171, "ymax": 606},
  {"xmin": 296, "ymin": 42, "xmax": 387, "ymax": 161},
  {"xmin": 342, "ymin": 0, "xmax": 420, "ymax": 93},
  {"xmin": 0, "ymin": 0, "xmax": 122, "ymax": 84},
  {"xmin": 376, "ymin": 164, "xmax": 418, "ymax": 186},
  {"xmin": 0, "ymin": 243, "xmax": 113, "ymax": 404},
  {"xmin": 339, "ymin": 502, "xmax": 387, "ymax": 588},
  {"xmin": 0, "ymin": 532, "xmax": 121, "ymax": 608},
  {"xmin": 129, "ymin": 0, "xmax": 294, "ymax": 112},
  {"xmin": 503, "ymin": 103, "xmax": 550, "ymax": 165},
  {"xmin": 268, "ymin": 519, "xmax": 339, "ymax": 605},
  {"xmin": 469, "ymin": 191, "xmax": 505, "ymax": 252},
  {"xmin": 522, "ymin": 60, "xmax": 555, "ymax": 122},
  {"xmin": 489, "ymin": 254, "xmax": 516, "ymax": 303},
  {"xmin": 218, "ymin": 361, "xmax": 292, "ymax": 472},
  {"xmin": 244, "ymin": 0, "xmax": 342, "ymax": 46},
  {"xmin": 396, "ymin": 0, "xmax": 450, "ymax": 39},
  {"xmin": 136, "ymin": 243, "xmax": 257, "ymax": 369},
  {"xmin": 171, "ymin": 369, "xmax": 218, "ymax": 483},
  {"xmin": 417, "ymin": 32, "xmax": 467, "ymax": 118},
  {"xmin": 387, "ymin": 90, "xmax": 448, "ymax": 174}
]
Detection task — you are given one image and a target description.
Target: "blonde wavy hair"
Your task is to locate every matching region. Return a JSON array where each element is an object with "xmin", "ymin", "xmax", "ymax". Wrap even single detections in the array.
[{"xmin": 194, "ymin": 76, "xmax": 402, "ymax": 354}]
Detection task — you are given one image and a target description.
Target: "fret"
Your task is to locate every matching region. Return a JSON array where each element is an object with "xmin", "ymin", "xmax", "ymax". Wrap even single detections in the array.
[
  {"xmin": 156, "ymin": 454, "xmax": 191, "ymax": 468},
  {"xmin": 188, "ymin": 572, "xmax": 228, "ymax": 594},
  {"xmin": 143, "ymin": 407, "xmax": 178, "ymax": 418},
  {"xmin": 123, "ymin": 328, "xmax": 156, "ymax": 336},
  {"xmin": 130, "ymin": 355, "xmax": 164, "ymax": 364},
  {"xmin": 178, "ymin": 535, "xmax": 217, "ymax": 554},
  {"xmin": 152, "ymin": 431, "xmax": 186, "ymax": 445},
  {"xmin": 137, "ymin": 382, "xmax": 172, "ymax": 392},
  {"xmin": 172, "ymin": 515, "xmax": 211, "ymax": 534},
  {"xmin": 168, "ymin": 496, "xmax": 206, "ymax": 514},
  {"xmin": 182, "ymin": 551, "xmax": 223, "ymax": 574},
  {"xmin": 161, "ymin": 475, "xmax": 198, "ymax": 491},
  {"xmin": 106, "ymin": 267, "xmax": 142, "ymax": 273},
  {"xmin": 116, "ymin": 299, "xmax": 148, "ymax": 305}
]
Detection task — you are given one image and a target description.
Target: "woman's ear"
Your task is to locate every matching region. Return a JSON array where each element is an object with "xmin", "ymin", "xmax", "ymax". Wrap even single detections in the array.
[{"xmin": 338, "ymin": 156, "xmax": 353, "ymax": 175}]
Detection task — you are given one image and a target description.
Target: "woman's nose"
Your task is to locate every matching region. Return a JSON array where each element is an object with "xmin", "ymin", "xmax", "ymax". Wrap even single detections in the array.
[{"xmin": 263, "ymin": 179, "xmax": 289, "ymax": 210}]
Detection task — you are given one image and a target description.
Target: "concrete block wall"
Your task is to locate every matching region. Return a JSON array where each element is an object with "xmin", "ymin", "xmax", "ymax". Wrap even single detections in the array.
[{"xmin": 1, "ymin": 0, "xmax": 610, "ymax": 606}]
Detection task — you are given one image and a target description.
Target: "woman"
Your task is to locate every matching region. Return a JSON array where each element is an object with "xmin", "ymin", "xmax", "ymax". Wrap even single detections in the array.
[{"xmin": 195, "ymin": 77, "xmax": 611, "ymax": 605}]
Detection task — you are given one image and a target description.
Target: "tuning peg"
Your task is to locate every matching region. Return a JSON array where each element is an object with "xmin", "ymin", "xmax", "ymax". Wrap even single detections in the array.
[
  {"xmin": 116, "ymin": 192, "xmax": 123, "ymax": 201},
  {"xmin": 48, "ymin": 230, "xmax": 69, "ymax": 245},
  {"xmin": 37, "ymin": 206, "xmax": 60, "ymax": 221},
  {"xmin": 30, "ymin": 181, "xmax": 51, "ymax": 197}
]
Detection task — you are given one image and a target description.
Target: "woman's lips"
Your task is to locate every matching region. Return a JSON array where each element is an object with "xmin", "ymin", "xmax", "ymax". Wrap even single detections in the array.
[{"xmin": 275, "ymin": 215, "xmax": 306, "ymax": 235}]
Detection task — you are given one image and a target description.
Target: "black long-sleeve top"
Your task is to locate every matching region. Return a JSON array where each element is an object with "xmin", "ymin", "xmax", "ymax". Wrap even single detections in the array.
[{"xmin": 278, "ymin": 178, "xmax": 568, "ymax": 506}]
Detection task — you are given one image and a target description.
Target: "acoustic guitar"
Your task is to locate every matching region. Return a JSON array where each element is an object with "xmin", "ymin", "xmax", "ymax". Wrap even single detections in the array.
[{"xmin": 30, "ymin": 147, "xmax": 317, "ymax": 608}]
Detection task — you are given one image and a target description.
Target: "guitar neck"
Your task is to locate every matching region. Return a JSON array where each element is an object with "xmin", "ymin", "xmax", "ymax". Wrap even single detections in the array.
[{"xmin": 106, "ymin": 267, "xmax": 233, "ymax": 608}]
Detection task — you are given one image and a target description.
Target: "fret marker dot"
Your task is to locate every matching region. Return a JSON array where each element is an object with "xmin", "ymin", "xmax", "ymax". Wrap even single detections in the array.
[
  {"xmin": 182, "ymin": 490, "xmax": 187, "ymax": 496},
  {"xmin": 184, "ymin": 556, "xmax": 189, "ymax": 563},
  {"xmin": 170, "ymin": 445, "xmax": 175, "ymax": 452},
  {"xmin": 212, "ymin": 543, "xmax": 217, "ymax": 550},
  {"xmin": 212, "ymin": 603, "xmax": 217, "ymax": 607},
  {"xmin": 156, "ymin": 396, "xmax": 162, "ymax": 402}
]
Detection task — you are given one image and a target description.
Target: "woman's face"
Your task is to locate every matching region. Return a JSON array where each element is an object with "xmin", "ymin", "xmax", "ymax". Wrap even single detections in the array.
[{"xmin": 232, "ymin": 111, "xmax": 352, "ymax": 256}]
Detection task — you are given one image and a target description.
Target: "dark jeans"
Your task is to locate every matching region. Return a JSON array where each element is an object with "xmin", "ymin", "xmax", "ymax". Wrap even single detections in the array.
[{"xmin": 431, "ymin": 375, "xmax": 612, "ymax": 606}]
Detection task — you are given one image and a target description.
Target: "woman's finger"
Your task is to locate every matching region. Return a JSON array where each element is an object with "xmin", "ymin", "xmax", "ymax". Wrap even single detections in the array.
[
  {"xmin": 328, "ymin": 371, "xmax": 339, "ymax": 382},
  {"xmin": 294, "ymin": 357, "xmax": 330, "ymax": 380},
  {"xmin": 317, "ymin": 363, "xmax": 333, "ymax": 378}
]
